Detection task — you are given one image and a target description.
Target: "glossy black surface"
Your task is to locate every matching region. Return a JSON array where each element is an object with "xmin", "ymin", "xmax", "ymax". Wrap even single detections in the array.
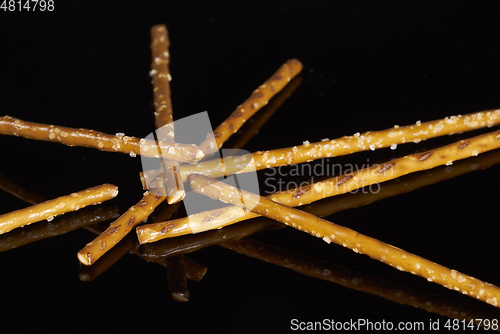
[{"xmin": 1, "ymin": 1, "xmax": 499, "ymax": 332}]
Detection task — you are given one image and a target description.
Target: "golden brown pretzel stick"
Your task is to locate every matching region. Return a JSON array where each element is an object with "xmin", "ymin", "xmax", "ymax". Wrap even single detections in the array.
[
  {"xmin": 180, "ymin": 109, "xmax": 500, "ymax": 181},
  {"xmin": 0, "ymin": 116, "xmax": 204, "ymax": 163},
  {"xmin": 221, "ymin": 238, "xmax": 500, "ymax": 324},
  {"xmin": 0, "ymin": 206, "xmax": 119, "ymax": 252},
  {"xmin": 79, "ymin": 228, "xmax": 140, "ymax": 282},
  {"xmin": 77, "ymin": 188, "xmax": 166, "ymax": 266},
  {"xmin": 150, "ymin": 24, "xmax": 185, "ymax": 204},
  {"xmin": 198, "ymin": 58, "xmax": 304, "ymax": 155},
  {"xmin": 190, "ymin": 174, "xmax": 500, "ymax": 307},
  {"xmin": 0, "ymin": 164, "xmax": 207, "ymax": 284},
  {"xmin": 0, "ymin": 184, "xmax": 118, "ymax": 235},
  {"xmin": 136, "ymin": 129, "xmax": 500, "ymax": 243}
]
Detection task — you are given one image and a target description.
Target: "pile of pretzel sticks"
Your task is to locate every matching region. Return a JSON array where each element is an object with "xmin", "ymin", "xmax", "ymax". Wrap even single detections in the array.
[{"xmin": 1, "ymin": 24, "xmax": 500, "ymax": 319}]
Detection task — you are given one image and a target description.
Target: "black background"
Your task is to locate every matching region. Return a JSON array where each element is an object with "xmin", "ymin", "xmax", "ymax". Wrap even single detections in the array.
[{"xmin": 1, "ymin": 1, "xmax": 499, "ymax": 332}]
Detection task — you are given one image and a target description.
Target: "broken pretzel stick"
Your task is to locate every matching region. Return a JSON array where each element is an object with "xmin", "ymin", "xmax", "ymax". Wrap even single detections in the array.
[
  {"xmin": 137, "ymin": 129, "xmax": 500, "ymax": 243},
  {"xmin": 181, "ymin": 109, "xmax": 500, "ymax": 181},
  {"xmin": 198, "ymin": 58, "xmax": 303, "ymax": 155},
  {"xmin": 0, "ymin": 116, "xmax": 204, "ymax": 163},
  {"xmin": 150, "ymin": 24, "xmax": 185, "ymax": 204},
  {"xmin": 0, "ymin": 184, "xmax": 118, "ymax": 235},
  {"xmin": 190, "ymin": 174, "xmax": 500, "ymax": 308},
  {"xmin": 77, "ymin": 188, "xmax": 166, "ymax": 266}
]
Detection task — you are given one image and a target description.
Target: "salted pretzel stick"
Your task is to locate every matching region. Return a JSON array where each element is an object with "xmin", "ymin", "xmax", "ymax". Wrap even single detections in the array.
[
  {"xmin": 136, "ymin": 129, "xmax": 500, "ymax": 243},
  {"xmin": 0, "ymin": 116, "xmax": 204, "ymax": 163},
  {"xmin": 0, "ymin": 206, "xmax": 119, "ymax": 252},
  {"xmin": 150, "ymin": 24, "xmax": 185, "ymax": 204},
  {"xmin": 221, "ymin": 238, "xmax": 500, "ymax": 324},
  {"xmin": 150, "ymin": 24, "xmax": 174, "ymax": 130},
  {"xmin": 180, "ymin": 109, "xmax": 500, "ymax": 181},
  {"xmin": 198, "ymin": 58, "xmax": 303, "ymax": 155},
  {"xmin": 190, "ymin": 174, "xmax": 500, "ymax": 308},
  {"xmin": 77, "ymin": 188, "xmax": 166, "ymax": 266},
  {"xmin": 0, "ymin": 184, "xmax": 118, "ymax": 235}
]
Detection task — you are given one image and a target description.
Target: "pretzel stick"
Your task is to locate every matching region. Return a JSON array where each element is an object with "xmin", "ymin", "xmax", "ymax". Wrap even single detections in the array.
[
  {"xmin": 190, "ymin": 174, "xmax": 500, "ymax": 308},
  {"xmin": 150, "ymin": 24, "xmax": 185, "ymax": 204},
  {"xmin": 79, "ymin": 229, "xmax": 140, "ymax": 282},
  {"xmin": 0, "ymin": 170, "xmax": 48, "ymax": 205},
  {"xmin": 77, "ymin": 188, "xmax": 166, "ymax": 266},
  {"xmin": 0, "ymin": 116, "xmax": 204, "ymax": 162},
  {"xmin": 140, "ymin": 148, "xmax": 499, "ymax": 256},
  {"xmin": 0, "ymin": 206, "xmax": 119, "ymax": 252},
  {"xmin": 198, "ymin": 58, "xmax": 303, "ymax": 155},
  {"xmin": 221, "ymin": 238, "xmax": 500, "ymax": 324},
  {"xmin": 136, "ymin": 129, "xmax": 500, "ymax": 243},
  {"xmin": 83, "ymin": 219, "xmax": 207, "ymax": 283},
  {"xmin": 0, "ymin": 184, "xmax": 118, "ymax": 235},
  {"xmin": 180, "ymin": 109, "xmax": 500, "ymax": 181}
]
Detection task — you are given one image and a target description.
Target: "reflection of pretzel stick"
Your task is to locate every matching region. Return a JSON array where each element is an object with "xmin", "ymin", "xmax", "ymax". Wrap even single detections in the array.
[
  {"xmin": 0, "ymin": 184, "xmax": 118, "ymax": 235},
  {"xmin": 77, "ymin": 188, "xmax": 166, "ymax": 266},
  {"xmin": 190, "ymin": 174, "xmax": 500, "ymax": 308},
  {"xmin": 224, "ymin": 75, "xmax": 303, "ymax": 151},
  {"xmin": 198, "ymin": 59, "xmax": 303, "ymax": 155},
  {"xmin": 150, "ymin": 24, "xmax": 185, "ymax": 204},
  {"xmin": 221, "ymin": 238, "xmax": 500, "ymax": 324},
  {"xmin": 0, "ymin": 206, "xmax": 119, "ymax": 252},
  {"xmin": 180, "ymin": 109, "xmax": 500, "ymax": 181},
  {"xmin": 136, "ymin": 130, "xmax": 500, "ymax": 244},
  {"xmin": 140, "ymin": 217, "xmax": 282, "ymax": 259},
  {"xmin": 0, "ymin": 170, "xmax": 48, "ymax": 205},
  {"xmin": 0, "ymin": 116, "xmax": 204, "ymax": 162}
]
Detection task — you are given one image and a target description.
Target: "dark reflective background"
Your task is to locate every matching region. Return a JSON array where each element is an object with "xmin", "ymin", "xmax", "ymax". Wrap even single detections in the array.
[{"xmin": 1, "ymin": 1, "xmax": 499, "ymax": 332}]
